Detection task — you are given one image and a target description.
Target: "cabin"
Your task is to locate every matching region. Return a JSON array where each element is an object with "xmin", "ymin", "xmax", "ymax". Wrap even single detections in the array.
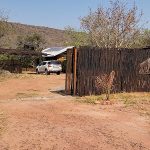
[{"xmin": 42, "ymin": 46, "xmax": 74, "ymax": 61}]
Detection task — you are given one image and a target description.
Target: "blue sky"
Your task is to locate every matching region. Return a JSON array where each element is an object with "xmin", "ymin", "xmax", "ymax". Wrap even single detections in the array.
[{"xmin": 0, "ymin": 0, "xmax": 150, "ymax": 29}]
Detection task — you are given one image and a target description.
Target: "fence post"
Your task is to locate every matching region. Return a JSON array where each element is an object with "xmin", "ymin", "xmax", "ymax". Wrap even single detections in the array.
[
  {"xmin": 73, "ymin": 47, "xmax": 77, "ymax": 95},
  {"xmin": 65, "ymin": 49, "xmax": 73, "ymax": 95}
]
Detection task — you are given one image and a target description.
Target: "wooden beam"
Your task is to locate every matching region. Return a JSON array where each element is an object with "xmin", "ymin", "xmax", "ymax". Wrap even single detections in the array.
[
  {"xmin": 0, "ymin": 48, "xmax": 41, "ymax": 56},
  {"xmin": 73, "ymin": 47, "xmax": 77, "ymax": 95},
  {"xmin": 65, "ymin": 49, "xmax": 72, "ymax": 95}
]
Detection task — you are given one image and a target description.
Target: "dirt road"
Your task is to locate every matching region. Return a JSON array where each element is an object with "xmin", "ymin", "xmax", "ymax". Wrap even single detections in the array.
[{"xmin": 0, "ymin": 73, "xmax": 149, "ymax": 150}]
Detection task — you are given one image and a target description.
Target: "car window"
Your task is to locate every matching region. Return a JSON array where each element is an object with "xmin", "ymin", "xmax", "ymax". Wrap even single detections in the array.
[
  {"xmin": 42, "ymin": 62, "xmax": 47, "ymax": 65},
  {"xmin": 51, "ymin": 61, "xmax": 61, "ymax": 65},
  {"xmin": 39, "ymin": 62, "xmax": 42, "ymax": 66}
]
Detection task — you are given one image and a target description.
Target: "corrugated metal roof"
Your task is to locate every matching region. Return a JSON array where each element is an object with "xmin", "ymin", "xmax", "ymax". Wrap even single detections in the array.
[{"xmin": 42, "ymin": 46, "xmax": 74, "ymax": 57}]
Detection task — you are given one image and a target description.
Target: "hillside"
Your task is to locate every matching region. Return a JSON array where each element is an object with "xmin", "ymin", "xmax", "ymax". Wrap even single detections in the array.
[{"xmin": 0, "ymin": 22, "xmax": 69, "ymax": 49}]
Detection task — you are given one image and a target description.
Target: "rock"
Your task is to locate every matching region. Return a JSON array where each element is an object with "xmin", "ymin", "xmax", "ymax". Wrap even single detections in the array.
[{"xmin": 0, "ymin": 69, "xmax": 11, "ymax": 75}]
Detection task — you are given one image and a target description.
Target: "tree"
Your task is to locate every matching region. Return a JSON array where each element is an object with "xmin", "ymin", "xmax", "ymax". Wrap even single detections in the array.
[
  {"xmin": 16, "ymin": 33, "xmax": 45, "ymax": 69},
  {"xmin": 141, "ymin": 29, "xmax": 150, "ymax": 47},
  {"xmin": 64, "ymin": 26, "xmax": 89, "ymax": 47},
  {"xmin": 17, "ymin": 33, "xmax": 45, "ymax": 51},
  {"xmin": 80, "ymin": 0, "xmax": 143, "ymax": 48}
]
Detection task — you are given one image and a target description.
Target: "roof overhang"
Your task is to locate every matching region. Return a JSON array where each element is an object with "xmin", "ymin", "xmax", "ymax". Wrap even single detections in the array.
[{"xmin": 42, "ymin": 46, "xmax": 74, "ymax": 57}]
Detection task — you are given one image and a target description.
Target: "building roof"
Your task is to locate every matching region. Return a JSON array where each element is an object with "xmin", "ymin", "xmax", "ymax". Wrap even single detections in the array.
[{"xmin": 42, "ymin": 46, "xmax": 74, "ymax": 57}]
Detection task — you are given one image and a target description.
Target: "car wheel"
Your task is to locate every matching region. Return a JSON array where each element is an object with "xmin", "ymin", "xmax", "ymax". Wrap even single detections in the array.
[
  {"xmin": 56, "ymin": 72, "xmax": 60, "ymax": 75},
  {"xmin": 45, "ymin": 69, "xmax": 50, "ymax": 75},
  {"xmin": 36, "ymin": 69, "xmax": 40, "ymax": 74}
]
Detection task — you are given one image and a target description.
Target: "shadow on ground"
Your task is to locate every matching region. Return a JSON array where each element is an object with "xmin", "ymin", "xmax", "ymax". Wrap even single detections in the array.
[{"xmin": 50, "ymin": 90, "xmax": 67, "ymax": 96}]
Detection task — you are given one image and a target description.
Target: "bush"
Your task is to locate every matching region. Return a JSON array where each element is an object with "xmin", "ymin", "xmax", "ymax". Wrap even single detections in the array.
[{"xmin": 62, "ymin": 60, "xmax": 67, "ymax": 73}]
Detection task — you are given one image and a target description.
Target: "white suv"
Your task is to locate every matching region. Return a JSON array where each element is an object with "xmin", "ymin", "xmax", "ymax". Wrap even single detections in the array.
[{"xmin": 36, "ymin": 60, "xmax": 62, "ymax": 75}]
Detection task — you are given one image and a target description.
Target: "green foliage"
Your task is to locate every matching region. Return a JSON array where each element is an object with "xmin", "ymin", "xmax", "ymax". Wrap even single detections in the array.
[
  {"xmin": 64, "ymin": 26, "xmax": 90, "ymax": 47},
  {"xmin": 131, "ymin": 29, "xmax": 150, "ymax": 48},
  {"xmin": 17, "ymin": 33, "xmax": 45, "ymax": 51},
  {"xmin": 141, "ymin": 29, "xmax": 150, "ymax": 47},
  {"xmin": 0, "ymin": 54, "xmax": 21, "ymax": 71},
  {"xmin": 0, "ymin": 54, "xmax": 9, "ymax": 61},
  {"xmin": 0, "ymin": 54, "xmax": 21, "ymax": 61},
  {"xmin": 20, "ymin": 56, "xmax": 32, "ymax": 68},
  {"xmin": 62, "ymin": 60, "xmax": 67, "ymax": 73},
  {"xmin": 0, "ymin": 54, "xmax": 18, "ymax": 62},
  {"xmin": 0, "ymin": 54, "xmax": 39, "ymax": 69},
  {"xmin": 20, "ymin": 56, "xmax": 40, "ymax": 68}
]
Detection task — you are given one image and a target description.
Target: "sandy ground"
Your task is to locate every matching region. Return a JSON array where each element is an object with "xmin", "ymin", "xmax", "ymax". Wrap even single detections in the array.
[{"xmin": 0, "ymin": 73, "xmax": 149, "ymax": 150}]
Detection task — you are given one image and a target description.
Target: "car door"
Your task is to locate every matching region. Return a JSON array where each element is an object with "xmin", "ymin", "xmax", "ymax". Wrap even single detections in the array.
[
  {"xmin": 38, "ymin": 62, "xmax": 43, "ymax": 73},
  {"xmin": 40, "ymin": 62, "xmax": 47, "ymax": 72}
]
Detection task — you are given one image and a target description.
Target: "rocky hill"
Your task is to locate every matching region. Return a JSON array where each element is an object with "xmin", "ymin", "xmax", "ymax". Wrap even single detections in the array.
[{"xmin": 0, "ymin": 22, "xmax": 69, "ymax": 49}]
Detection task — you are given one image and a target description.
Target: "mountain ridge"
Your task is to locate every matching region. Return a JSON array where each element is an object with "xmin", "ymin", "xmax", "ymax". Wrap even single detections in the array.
[{"xmin": 0, "ymin": 22, "xmax": 69, "ymax": 49}]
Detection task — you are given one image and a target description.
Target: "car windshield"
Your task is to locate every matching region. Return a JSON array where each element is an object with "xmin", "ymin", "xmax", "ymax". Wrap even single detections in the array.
[{"xmin": 49, "ymin": 61, "xmax": 61, "ymax": 65}]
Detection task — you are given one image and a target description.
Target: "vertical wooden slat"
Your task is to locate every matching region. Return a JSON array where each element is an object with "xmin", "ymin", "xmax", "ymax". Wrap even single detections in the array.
[
  {"xmin": 65, "ymin": 46, "xmax": 150, "ymax": 96},
  {"xmin": 65, "ymin": 49, "xmax": 73, "ymax": 95},
  {"xmin": 73, "ymin": 47, "xmax": 77, "ymax": 95},
  {"xmin": 74, "ymin": 47, "xmax": 150, "ymax": 96}
]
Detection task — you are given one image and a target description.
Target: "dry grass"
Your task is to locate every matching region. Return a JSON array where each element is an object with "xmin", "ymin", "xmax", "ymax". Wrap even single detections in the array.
[
  {"xmin": 0, "ymin": 71, "xmax": 45, "ymax": 82},
  {"xmin": 77, "ymin": 95, "xmax": 104, "ymax": 104},
  {"xmin": 78, "ymin": 92, "xmax": 150, "ymax": 116},
  {"xmin": 113, "ymin": 92, "xmax": 150, "ymax": 116},
  {"xmin": 16, "ymin": 92, "xmax": 39, "ymax": 98}
]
